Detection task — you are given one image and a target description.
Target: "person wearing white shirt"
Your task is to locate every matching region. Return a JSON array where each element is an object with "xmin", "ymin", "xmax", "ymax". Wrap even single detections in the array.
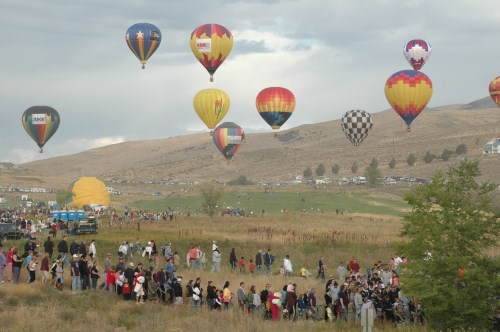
[{"xmin": 89, "ymin": 239, "xmax": 97, "ymax": 259}]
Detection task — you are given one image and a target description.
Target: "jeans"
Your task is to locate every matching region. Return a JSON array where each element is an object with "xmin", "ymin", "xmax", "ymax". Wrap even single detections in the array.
[
  {"xmin": 81, "ymin": 274, "xmax": 90, "ymax": 290},
  {"xmin": 211, "ymin": 262, "xmax": 220, "ymax": 272},
  {"xmin": 91, "ymin": 277, "xmax": 98, "ymax": 290},
  {"xmin": 71, "ymin": 275, "xmax": 81, "ymax": 291},
  {"xmin": 13, "ymin": 266, "xmax": 21, "ymax": 283}
]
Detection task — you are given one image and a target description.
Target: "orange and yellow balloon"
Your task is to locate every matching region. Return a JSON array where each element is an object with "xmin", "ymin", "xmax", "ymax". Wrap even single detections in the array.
[
  {"xmin": 193, "ymin": 89, "xmax": 230, "ymax": 132},
  {"xmin": 384, "ymin": 70, "xmax": 433, "ymax": 131},
  {"xmin": 190, "ymin": 23, "xmax": 233, "ymax": 82},
  {"xmin": 256, "ymin": 87, "xmax": 296, "ymax": 136},
  {"xmin": 489, "ymin": 76, "xmax": 500, "ymax": 108}
]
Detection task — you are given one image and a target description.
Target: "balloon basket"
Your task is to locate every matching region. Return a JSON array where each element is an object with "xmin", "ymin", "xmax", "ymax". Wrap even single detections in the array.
[
  {"xmin": 210, "ymin": 75, "xmax": 214, "ymax": 82},
  {"xmin": 406, "ymin": 126, "xmax": 411, "ymax": 132},
  {"xmin": 273, "ymin": 132, "xmax": 278, "ymax": 138},
  {"xmin": 142, "ymin": 64, "xmax": 145, "ymax": 69},
  {"xmin": 209, "ymin": 130, "xmax": 214, "ymax": 136},
  {"xmin": 39, "ymin": 148, "xmax": 43, "ymax": 153}
]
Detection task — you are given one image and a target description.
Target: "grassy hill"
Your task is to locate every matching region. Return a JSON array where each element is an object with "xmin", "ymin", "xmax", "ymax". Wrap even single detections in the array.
[{"xmin": 3, "ymin": 97, "xmax": 500, "ymax": 190}]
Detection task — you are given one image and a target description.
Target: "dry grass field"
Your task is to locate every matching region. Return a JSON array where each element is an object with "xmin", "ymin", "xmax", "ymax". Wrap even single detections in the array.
[{"xmin": 0, "ymin": 215, "xmax": 427, "ymax": 332}]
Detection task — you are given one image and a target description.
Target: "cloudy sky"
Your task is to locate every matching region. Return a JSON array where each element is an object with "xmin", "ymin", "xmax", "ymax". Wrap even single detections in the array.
[{"xmin": 1, "ymin": 0, "xmax": 499, "ymax": 164}]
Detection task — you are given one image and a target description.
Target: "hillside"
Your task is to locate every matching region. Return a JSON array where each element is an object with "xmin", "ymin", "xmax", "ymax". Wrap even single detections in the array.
[{"xmin": 5, "ymin": 97, "xmax": 500, "ymax": 189}]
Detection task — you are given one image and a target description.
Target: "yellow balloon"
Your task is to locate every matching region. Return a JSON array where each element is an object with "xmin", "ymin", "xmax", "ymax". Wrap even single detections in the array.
[
  {"xmin": 193, "ymin": 89, "xmax": 230, "ymax": 130},
  {"xmin": 67, "ymin": 177, "xmax": 110, "ymax": 208}
]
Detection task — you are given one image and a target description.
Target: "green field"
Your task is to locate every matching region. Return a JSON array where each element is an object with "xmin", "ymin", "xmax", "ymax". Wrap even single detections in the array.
[{"xmin": 132, "ymin": 188, "xmax": 409, "ymax": 217}]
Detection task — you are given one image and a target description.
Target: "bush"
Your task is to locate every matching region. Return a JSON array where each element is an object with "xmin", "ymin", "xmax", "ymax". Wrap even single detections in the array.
[
  {"xmin": 351, "ymin": 162, "xmax": 358, "ymax": 173},
  {"xmin": 407, "ymin": 153, "xmax": 416, "ymax": 166},
  {"xmin": 389, "ymin": 158, "xmax": 397, "ymax": 169},
  {"xmin": 456, "ymin": 144, "xmax": 467, "ymax": 154},
  {"xmin": 441, "ymin": 149, "xmax": 452, "ymax": 161},
  {"xmin": 423, "ymin": 151, "xmax": 435, "ymax": 163},
  {"xmin": 315, "ymin": 164, "xmax": 325, "ymax": 176},
  {"xmin": 369, "ymin": 158, "xmax": 378, "ymax": 168},
  {"xmin": 332, "ymin": 164, "xmax": 340, "ymax": 174},
  {"xmin": 226, "ymin": 175, "xmax": 254, "ymax": 186},
  {"xmin": 303, "ymin": 167, "xmax": 313, "ymax": 178}
]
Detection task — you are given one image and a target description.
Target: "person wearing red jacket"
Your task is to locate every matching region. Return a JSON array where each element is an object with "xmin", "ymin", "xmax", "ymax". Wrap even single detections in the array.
[
  {"xmin": 106, "ymin": 266, "xmax": 116, "ymax": 292},
  {"xmin": 348, "ymin": 257, "xmax": 361, "ymax": 274}
]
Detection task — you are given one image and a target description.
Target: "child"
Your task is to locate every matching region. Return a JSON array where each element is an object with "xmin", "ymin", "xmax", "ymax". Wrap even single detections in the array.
[
  {"xmin": 249, "ymin": 259, "xmax": 255, "ymax": 274},
  {"xmin": 300, "ymin": 265, "xmax": 307, "ymax": 279},
  {"xmin": 239, "ymin": 257, "xmax": 246, "ymax": 274},
  {"xmin": 326, "ymin": 302, "xmax": 334, "ymax": 322}
]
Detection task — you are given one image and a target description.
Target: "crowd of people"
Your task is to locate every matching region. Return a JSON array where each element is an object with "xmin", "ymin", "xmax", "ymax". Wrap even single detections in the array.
[{"xmin": 0, "ymin": 232, "xmax": 423, "ymax": 326}]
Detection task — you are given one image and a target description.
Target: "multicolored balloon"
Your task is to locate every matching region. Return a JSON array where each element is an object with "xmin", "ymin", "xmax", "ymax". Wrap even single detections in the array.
[
  {"xmin": 22, "ymin": 106, "xmax": 60, "ymax": 153},
  {"xmin": 125, "ymin": 23, "xmax": 162, "ymax": 69},
  {"xmin": 489, "ymin": 76, "xmax": 500, "ymax": 108},
  {"xmin": 341, "ymin": 110, "xmax": 373, "ymax": 147},
  {"xmin": 385, "ymin": 70, "xmax": 433, "ymax": 131},
  {"xmin": 213, "ymin": 122, "xmax": 245, "ymax": 161},
  {"xmin": 193, "ymin": 89, "xmax": 230, "ymax": 132},
  {"xmin": 256, "ymin": 87, "xmax": 296, "ymax": 137},
  {"xmin": 403, "ymin": 39, "xmax": 431, "ymax": 71},
  {"xmin": 190, "ymin": 23, "xmax": 233, "ymax": 82}
]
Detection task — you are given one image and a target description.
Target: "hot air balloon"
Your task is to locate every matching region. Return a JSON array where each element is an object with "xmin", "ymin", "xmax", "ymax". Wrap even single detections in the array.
[
  {"xmin": 22, "ymin": 106, "xmax": 60, "ymax": 153},
  {"xmin": 125, "ymin": 23, "xmax": 162, "ymax": 69},
  {"xmin": 67, "ymin": 177, "xmax": 110, "ymax": 209},
  {"xmin": 341, "ymin": 110, "xmax": 373, "ymax": 147},
  {"xmin": 190, "ymin": 23, "xmax": 233, "ymax": 82},
  {"xmin": 489, "ymin": 76, "xmax": 500, "ymax": 108},
  {"xmin": 193, "ymin": 89, "xmax": 230, "ymax": 132},
  {"xmin": 256, "ymin": 87, "xmax": 296, "ymax": 137},
  {"xmin": 403, "ymin": 39, "xmax": 431, "ymax": 71},
  {"xmin": 213, "ymin": 122, "xmax": 244, "ymax": 161},
  {"xmin": 385, "ymin": 70, "xmax": 433, "ymax": 131}
]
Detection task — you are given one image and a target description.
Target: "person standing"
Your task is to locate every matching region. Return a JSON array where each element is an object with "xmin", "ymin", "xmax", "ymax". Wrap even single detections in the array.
[
  {"xmin": 89, "ymin": 240, "xmax": 97, "ymax": 259},
  {"xmin": 28, "ymin": 256, "xmax": 38, "ymax": 283},
  {"xmin": 337, "ymin": 261, "xmax": 346, "ymax": 283},
  {"xmin": 57, "ymin": 236, "xmax": 69, "ymax": 267},
  {"xmin": 223, "ymin": 281, "xmax": 232, "ymax": 309},
  {"xmin": 71, "ymin": 254, "xmax": 81, "ymax": 292},
  {"xmin": 263, "ymin": 249, "xmax": 274, "ymax": 275},
  {"xmin": 80, "ymin": 255, "xmax": 90, "ymax": 290},
  {"xmin": 255, "ymin": 249, "xmax": 263, "ymax": 274},
  {"xmin": 237, "ymin": 282, "xmax": 246, "ymax": 311},
  {"xmin": 212, "ymin": 248, "xmax": 221, "ymax": 272},
  {"xmin": 6, "ymin": 246, "xmax": 14, "ymax": 282},
  {"xmin": 316, "ymin": 256, "xmax": 325, "ymax": 279},
  {"xmin": 12, "ymin": 248, "xmax": 23, "ymax": 283},
  {"xmin": 229, "ymin": 248, "xmax": 237, "ymax": 273},
  {"xmin": 0, "ymin": 247, "xmax": 6, "ymax": 283},
  {"xmin": 43, "ymin": 236, "xmax": 54, "ymax": 259},
  {"xmin": 283, "ymin": 255, "xmax": 293, "ymax": 277},
  {"xmin": 90, "ymin": 259, "xmax": 100, "ymax": 290},
  {"xmin": 40, "ymin": 252, "xmax": 50, "ymax": 285}
]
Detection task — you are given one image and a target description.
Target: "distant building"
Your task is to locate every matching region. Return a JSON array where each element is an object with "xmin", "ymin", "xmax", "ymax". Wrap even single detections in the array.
[{"xmin": 483, "ymin": 138, "xmax": 500, "ymax": 154}]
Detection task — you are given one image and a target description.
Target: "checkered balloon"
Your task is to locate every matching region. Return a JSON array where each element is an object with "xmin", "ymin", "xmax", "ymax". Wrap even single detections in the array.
[{"xmin": 341, "ymin": 110, "xmax": 373, "ymax": 147}]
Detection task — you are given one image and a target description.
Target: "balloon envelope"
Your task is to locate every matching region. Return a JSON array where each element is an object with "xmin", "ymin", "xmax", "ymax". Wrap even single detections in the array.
[
  {"xmin": 384, "ymin": 70, "xmax": 433, "ymax": 130},
  {"xmin": 67, "ymin": 177, "xmax": 110, "ymax": 209},
  {"xmin": 193, "ymin": 89, "xmax": 230, "ymax": 130},
  {"xmin": 403, "ymin": 39, "xmax": 431, "ymax": 71},
  {"xmin": 489, "ymin": 76, "xmax": 500, "ymax": 108},
  {"xmin": 190, "ymin": 23, "xmax": 233, "ymax": 81},
  {"xmin": 213, "ymin": 122, "xmax": 244, "ymax": 161},
  {"xmin": 126, "ymin": 23, "xmax": 162, "ymax": 69},
  {"xmin": 341, "ymin": 110, "xmax": 373, "ymax": 147},
  {"xmin": 22, "ymin": 106, "xmax": 60, "ymax": 152},
  {"xmin": 256, "ymin": 87, "xmax": 296, "ymax": 134}
]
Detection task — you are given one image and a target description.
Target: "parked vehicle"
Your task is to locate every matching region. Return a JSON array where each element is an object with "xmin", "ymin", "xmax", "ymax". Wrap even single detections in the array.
[{"xmin": 0, "ymin": 223, "xmax": 23, "ymax": 240}]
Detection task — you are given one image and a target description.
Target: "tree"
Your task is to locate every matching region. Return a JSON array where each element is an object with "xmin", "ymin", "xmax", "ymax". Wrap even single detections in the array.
[
  {"xmin": 315, "ymin": 163, "xmax": 325, "ymax": 176},
  {"xmin": 303, "ymin": 167, "xmax": 313, "ymax": 178},
  {"xmin": 441, "ymin": 149, "xmax": 452, "ymax": 161},
  {"xmin": 398, "ymin": 160, "xmax": 500, "ymax": 330},
  {"xmin": 389, "ymin": 158, "xmax": 397, "ymax": 169},
  {"xmin": 407, "ymin": 153, "xmax": 416, "ymax": 166},
  {"xmin": 332, "ymin": 164, "xmax": 340, "ymax": 175},
  {"xmin": 423, "ymin": 151, "xmax": 435, "ymax": 163},
  {"xmin": 201, "ymin": 184, "xmax": 222, "ymax": 218},
  {"xmin": 369, "ymin": 158, "xmax": 378, "ymax": 168},
  {"xmin": 226, "ymin": 175, "xmax": 254, "ymax": 185},
  {"xmin": 55, "ymin": 190, "xmax": 72, "ymax": 208},
  {"xmin": 363, "ymin": 164, "xmax": 381, "ymax": 188},
  {"xmin": 351, "ymin": 162, "xmax": 358, "ymax": 173},
  {"xmin": 456, "ymin": 143, "xmax": 467, "ymax": 154}
]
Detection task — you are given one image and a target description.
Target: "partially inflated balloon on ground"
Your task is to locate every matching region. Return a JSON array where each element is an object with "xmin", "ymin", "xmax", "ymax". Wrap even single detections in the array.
[{"xmin": 67, "ymin": 177, "xmax": 110, "ymax": 208}]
